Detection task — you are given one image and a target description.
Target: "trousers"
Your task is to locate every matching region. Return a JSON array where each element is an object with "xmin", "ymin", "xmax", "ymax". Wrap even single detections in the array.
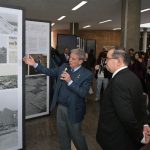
[{"xmin": 57, "ymin": 104, "xmax": 88, "ymax": 150}]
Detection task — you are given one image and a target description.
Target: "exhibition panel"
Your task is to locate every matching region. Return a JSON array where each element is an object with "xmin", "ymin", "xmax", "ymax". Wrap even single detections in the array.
[
  {"xmin": 25, "ymin": 20, "xmax": 51, "ymax": 119},
  {"xmin": 0, "ymin": 6, "xmax": 24, "ymax": 150}
]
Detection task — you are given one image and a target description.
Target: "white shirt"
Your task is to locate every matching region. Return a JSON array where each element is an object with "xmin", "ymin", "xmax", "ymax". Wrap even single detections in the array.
[
  {"xmin": 68, "ymin": 65, "xmax": 81, "ymax": 85},
  {"xmin": 112, "ymin": 66, "xmax": 128, "ymax": 78},
  {"xmin": 64, "ymin": 53, "xmax": 69, "ymax": 60}
]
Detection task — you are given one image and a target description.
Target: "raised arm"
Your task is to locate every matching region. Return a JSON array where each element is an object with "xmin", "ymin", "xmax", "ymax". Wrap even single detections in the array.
[{"xmin": 23, "ymin": 55, "xmax": 36, "ymax": 66}]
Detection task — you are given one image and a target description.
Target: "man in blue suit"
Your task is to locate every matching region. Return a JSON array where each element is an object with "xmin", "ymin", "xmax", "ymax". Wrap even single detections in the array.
[{"xmin": 23, "ymin": 48, "xmax": 93, "ymax": 150}]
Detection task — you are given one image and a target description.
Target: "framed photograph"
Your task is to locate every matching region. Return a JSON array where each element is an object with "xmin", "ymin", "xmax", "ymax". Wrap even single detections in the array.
[
  {"xmin": 85, "ymin": 39, "xmax": 96, "ymax": 57},
  {"xmin": 57, "ymin": 34, "xmax": 78, "ymax": 53},
  {"xmin": 25, "ymin": 20, "xmax": 50, "ymax": 119},
  {"xmin": 81, "ymin": 38, "xmax": 86, "ymax": 51},
  {"xmin": 0, "ymin": 6, "xmax": 24, "ymax": 150},
  {"xmin": 76, "ymin": 36, "xmax": 80, "ymax": 48}
]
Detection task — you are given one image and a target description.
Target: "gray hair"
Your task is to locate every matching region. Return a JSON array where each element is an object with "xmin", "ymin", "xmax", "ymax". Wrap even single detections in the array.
[
  {"xmin": 111, "ymin": 49, "xmax": 130, "ymax": 65},
  {"xmin": 71, "ymin": 48, "xmax": 86, "ymax": 60}
]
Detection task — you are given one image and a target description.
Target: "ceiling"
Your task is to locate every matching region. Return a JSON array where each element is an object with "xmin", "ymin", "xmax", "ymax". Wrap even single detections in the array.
[{"xmin": 0, "ymin": 0, "xmax": 150, "ymax": 30}]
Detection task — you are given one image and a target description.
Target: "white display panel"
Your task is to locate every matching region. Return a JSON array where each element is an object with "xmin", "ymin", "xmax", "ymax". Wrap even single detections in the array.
[
  {"xmin": 25, "ymin": 20, "xmax": 50, "ymax": 119},
  {"xmin": 26, "ymin": 21, "xmax": 49, "ymax": 54},
  {"xmin": 0, "ymin": 6, "xmax": 23, "ymax": 150}
]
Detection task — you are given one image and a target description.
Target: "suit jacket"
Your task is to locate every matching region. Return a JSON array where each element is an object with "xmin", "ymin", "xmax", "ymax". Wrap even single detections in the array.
[
  {"xmin": 36, "ymin": 63, "xmax": 93, "ymax": 123},
  {"xmin": 96, "ymin": 68, "xmax": 148, "ymax": 150},
  {"xmin": 60, "ymin": 53, "xmax": 69, "ymax": 63}
]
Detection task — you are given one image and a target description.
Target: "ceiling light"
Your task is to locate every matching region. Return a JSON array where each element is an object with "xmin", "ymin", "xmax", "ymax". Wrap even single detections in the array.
[
  {"xmin": 113, "ymin": 28, "xmax": 121, "ymax": 30},
  {"xmin": 99, "ymin": 20, "xmax": 112, "ymax": 24},
  {"xmin": 83, "ymin": 25, "xmax": 91, "ymax": 29},
  {"xmin": 141, "ymin": 8, "xmax": 150, "ymax": 13},
  {"xmin": 51, "ymin": 23, "xmax": 55, "ymax": 26},
  {"xmin": 57, "ymin": 16, "xmax": 66, "ymax": 21},
  {"xmin": 140, "ymin": 23, "xmax": 150, "ymax": 28},
  {"xmin": 72, "ymin": 1, "xmax": 88, "ymax": 11}
]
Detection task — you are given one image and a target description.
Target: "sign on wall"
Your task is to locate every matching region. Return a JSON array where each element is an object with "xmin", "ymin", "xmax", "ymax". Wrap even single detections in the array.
[{"xmin": 0, "ymin": 6, "xmax": 23, "ymax": 150}]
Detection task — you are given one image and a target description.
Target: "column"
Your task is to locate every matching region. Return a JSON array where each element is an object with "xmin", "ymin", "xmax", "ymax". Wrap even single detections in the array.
[
  {"xmin": 142, "ymin": 28, "xmax": 148, "ymax": 52},
  {"xmin": 121, "ymin": 0, "xmax": 141, "ymax": 51},
  {"xmin": 70, "ymin": 22, "xmax": 79, "ymax": 35}
]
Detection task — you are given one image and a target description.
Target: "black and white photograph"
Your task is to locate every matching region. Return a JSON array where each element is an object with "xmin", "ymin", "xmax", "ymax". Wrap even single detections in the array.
[
  {"xmin": 0, "ymin": 75, "xmax": 17, "ymax": 90},
  {"xmin": 0, "ymin": 6, "xmax": 23, "ymax": 150},
  {"xmin": 25, "ymin": 75, "xmax": 49, "ymax": 118},
  {"xmin": 0, "ymin": 35, "xmax": 7, "ymax": 63},
  {"xmin": 0, "ymin": 13, "xmax": 17, "ymax": 35},
  {"xmin": 0, "ymin": 89, "xmax": 18, "ymax": 150},
  {"xmin": 0, "ymin": 13, "xmax": 18, "ymax": 64}
]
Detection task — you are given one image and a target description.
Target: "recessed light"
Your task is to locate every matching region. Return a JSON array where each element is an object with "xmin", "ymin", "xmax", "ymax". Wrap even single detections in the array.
[
  {"xmin": 140, "ymin": 23, "xmax": 150, "ymax": 28},
  {"xmin": 51, "ymin": 23, "xmax": 55, "ymax": 26},
  {"xmin": 99, "ymin": 20, "xmax": 112, "ymax": 24},
  {"xmin": 72, "ymin": 1, "xmax": 88, "ymax": 11},
  {"xmin": 141, "ymin": 8, "xmax": 150, "ymax": 13},
  {"xmin": 57, "ymin": 16, "xmax": 66, "ymax": 21},
  {"xmin": 113, "ymin": 28, "xmax": 121, "ymax": 30},
  {"xmin": 83, "ymin": 25, "xmax": 91, "ymax": 28}
]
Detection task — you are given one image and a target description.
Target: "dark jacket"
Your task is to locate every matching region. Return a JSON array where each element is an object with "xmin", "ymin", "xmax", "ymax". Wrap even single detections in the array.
[
  {"xmin": 36, "ymin": 63, "xmax": 93, "ymax": 123},
  {"xmin": 60, "ymin": 53, "xmax": 69, "ymax": 64},
  {"xmin": 96, "ymin": 68, "xmax": 148, "ymax": 150}
]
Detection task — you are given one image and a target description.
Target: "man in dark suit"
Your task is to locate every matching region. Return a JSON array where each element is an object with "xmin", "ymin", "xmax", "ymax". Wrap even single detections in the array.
[
  {"xmin": 23, "ymin": 48, "xmax": 93, "ymax": 150},
  {"xmin": 96, "ymin": 48, "xmax": 150, "ymax": 150},
  {"xmin": 60, "ymin": 47, "xmax": 69, "ymax": 64}
]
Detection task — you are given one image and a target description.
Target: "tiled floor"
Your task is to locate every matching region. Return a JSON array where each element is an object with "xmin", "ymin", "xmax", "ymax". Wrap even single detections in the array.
[
  {"xmin": 25, "ymin": 95, "xmax": 101, "ymax": 150},
  {"xmin": 25, "ymin": 94, "xmax": 150, "ymax": 150}
]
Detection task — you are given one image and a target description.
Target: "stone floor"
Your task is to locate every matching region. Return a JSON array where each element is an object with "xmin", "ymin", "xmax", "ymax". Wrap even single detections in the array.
[{"xmin": 25, "ymin": 94, "xmax": 150, "ymax": 150}]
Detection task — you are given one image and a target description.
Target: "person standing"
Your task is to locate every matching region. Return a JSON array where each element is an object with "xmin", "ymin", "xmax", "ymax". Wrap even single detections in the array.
[
  {"xmin": 23, "ymin": 48, "xmax": 93, "ymax": 150},
  {"xmin": 146, "ymin": 66, "xmax": 150, "ymax": 113},
  {"xmin": 60, "ymin": 47, "xmax": 70, "ymax": 64},
  {"xmin": 96, "ymin": 48, "xmax": 150, "ymax": 150},
  {"xmin": 94, "ymin": 50, "xmax": 111, "ymax": 101}
]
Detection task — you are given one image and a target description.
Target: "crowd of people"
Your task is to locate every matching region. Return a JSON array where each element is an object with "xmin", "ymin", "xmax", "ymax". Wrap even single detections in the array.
[
  {"xmin": 23, "ymin": 47, "xmax": 150, "ymax": 150},
  {"xmin": 128, "ymin": 49, "xmax": 150, "ymax": 105}
]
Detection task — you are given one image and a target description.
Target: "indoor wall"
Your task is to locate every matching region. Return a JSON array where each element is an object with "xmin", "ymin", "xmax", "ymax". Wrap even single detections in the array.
[{"xmin": 52, "ymin": 29, "xmax": 121, "ymax": 57}]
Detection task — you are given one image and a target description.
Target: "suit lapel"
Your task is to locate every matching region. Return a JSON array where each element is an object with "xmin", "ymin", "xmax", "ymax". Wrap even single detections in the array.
[
  {"xmin": 112, "ymin": 68, "xmax": 128, "ymax": 79},
  {"xmin": 104, "ymin": 68, "xmax": 128, "ymax": 92}
]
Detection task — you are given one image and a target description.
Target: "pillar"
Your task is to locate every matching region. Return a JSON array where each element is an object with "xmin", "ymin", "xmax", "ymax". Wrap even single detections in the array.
[
  {"xmin": 121, "ymin": 0, "xmax": 141, "ymax": 51},
  {"xmin": 70, "ymin": 22, "xmax": 79, "ymax": 35},
  {"xmin": 142, "ymin": 28, "xmax": 148, "ymax": 52}
]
